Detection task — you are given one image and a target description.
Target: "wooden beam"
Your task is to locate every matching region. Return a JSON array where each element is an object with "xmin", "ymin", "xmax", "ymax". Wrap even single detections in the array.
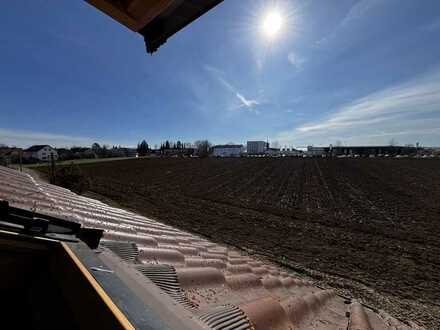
[
  {"xmin": 52, "ymin": 242, "xmax": 136, "ymax": 330},
  {"xmin": 127, "ymin": 0, "xmax": 176, "ymax": 30},
  {"xmin": 86, "ymin": 0, "xmax": 139, "ymax": 31}
]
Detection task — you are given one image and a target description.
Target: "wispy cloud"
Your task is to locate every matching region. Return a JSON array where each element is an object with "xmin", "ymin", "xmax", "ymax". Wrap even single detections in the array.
[
  {"xmin": 287, "ymin": 52, "xmax": 306, "ymax": 70},
  {"xmin": 235, "ymin": 93, "xmax": 259, "ymax": 108},
  {"xmin": 0, "ymin": 128, "xmax": 110, "ymax": 148},
  {"xmin": 204, "ymin": 65, "xmax": 260, "ymax": 112},
  {"xmin": 317, "ymin": 0, "xmax": 383, "ymax": 46},
  {"xmin": 298, "ymin": 72, "xmax": 440, "ymax": 133},
  {"xmin": 340, "ymin": 0, "xmax": 382, "ymax": 27},
  {"xmin": 276, "ymin": 69, "xmax": 440, "ymax": 146},
  {"xmin": 422, "ymin": 18, "xmax": 440, "ymax": 32}
]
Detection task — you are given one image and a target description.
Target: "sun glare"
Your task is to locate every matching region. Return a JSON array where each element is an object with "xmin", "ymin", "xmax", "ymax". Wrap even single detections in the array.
[{"xmin": 262, "ymin": 11, "xmax": 283, "ymax": 38}]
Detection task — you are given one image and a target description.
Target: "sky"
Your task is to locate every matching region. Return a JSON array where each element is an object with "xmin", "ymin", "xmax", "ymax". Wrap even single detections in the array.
[{"xmin": 1, "ymin": 0, "xmax": 440, "ymax": 148}]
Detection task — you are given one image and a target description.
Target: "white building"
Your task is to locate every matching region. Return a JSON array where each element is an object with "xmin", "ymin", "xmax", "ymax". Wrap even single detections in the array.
[
  {"xmin": 24, "ymin": 145, "xmax": 58, "ymax": 161},
  {"xmin": 247, "ymin": 141, "xmax": 267, "ymax": 154},
  {"xmin": 212, "ymin": 145, "xmax": 243, "ymax": 157}
]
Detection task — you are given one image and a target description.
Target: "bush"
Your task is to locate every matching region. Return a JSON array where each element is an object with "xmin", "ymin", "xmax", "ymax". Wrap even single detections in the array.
[
  {"xmin": 194, "ymin": 140, "xmax": 212, "ymax": 158},
  {"xmin": 54, "ymin": 164, "xmax": 90, "ymax": 194}
]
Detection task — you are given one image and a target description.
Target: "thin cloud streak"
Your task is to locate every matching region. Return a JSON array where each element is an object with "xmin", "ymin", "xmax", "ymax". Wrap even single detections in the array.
[
  {"xmin": 204, "ymin": 65, "xmax": 260, "ymax": 111},
  {"xmin": 298, "ymin": 71, "xmax": 440, "ymax": 133},
  {"xmin": 236, "ymin": 92, "xmax": 259, "ymax": 108},
  {"xmin": 276, "ymin": 69, "xmax": 440, "ymax": 146},
  {"xmin": 316, "ymin": 0, "xmax": 384, "ymax": 46},
  {"xmin": 287, "ymin": 52, "xmax": 306, "ymax": 70},
  {"xmin": 340, "ymin": 0, "xmax": 382, "ymax": 27},
  {"xmin": 422, "ymin": 18, "xmax": 440, "ymax": 32}
]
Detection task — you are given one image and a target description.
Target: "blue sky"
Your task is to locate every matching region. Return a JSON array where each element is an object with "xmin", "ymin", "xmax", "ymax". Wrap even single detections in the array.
[{"xmin": 1, "ymin": 0, "xmax": 440, "ymax": 148}]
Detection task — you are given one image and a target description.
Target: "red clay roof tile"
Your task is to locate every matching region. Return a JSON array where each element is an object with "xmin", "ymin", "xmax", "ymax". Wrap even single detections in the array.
[{"xmin": 0, "ymin": 165, "xmax": 425, "ymax": 330}]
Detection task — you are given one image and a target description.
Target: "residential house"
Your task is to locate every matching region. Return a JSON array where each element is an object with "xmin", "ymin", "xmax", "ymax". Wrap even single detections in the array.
[{"xmin": 24, "ymin": 145, "xmax": 58, "ymax": 162}]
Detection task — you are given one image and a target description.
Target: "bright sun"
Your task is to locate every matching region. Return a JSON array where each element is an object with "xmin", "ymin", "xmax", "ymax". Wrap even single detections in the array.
[{"xmin": 262, "ymin": 11, "xmax": 283, "ymax": 38}]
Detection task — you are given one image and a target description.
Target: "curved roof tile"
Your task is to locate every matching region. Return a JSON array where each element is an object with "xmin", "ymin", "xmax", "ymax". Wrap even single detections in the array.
[{"xmin": 0, "ymin": 165, "xmax": 426, "ymax": 330}]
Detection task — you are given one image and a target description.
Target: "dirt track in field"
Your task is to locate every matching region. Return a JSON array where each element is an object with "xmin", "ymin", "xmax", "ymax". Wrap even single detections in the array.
[{"xmin": 45, "ymin": 158, "xmax": 440, "ymax": 327}]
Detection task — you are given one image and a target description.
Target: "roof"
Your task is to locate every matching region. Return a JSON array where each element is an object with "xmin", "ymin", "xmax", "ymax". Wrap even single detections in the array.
[
  {"xmin": 86, "ymin": 0, "xmax": 224, "ymax": 53},
  {"xmin": 25, "ymin": 145, "xmax": 50, "ymax": 152},
  {"xmin": 0, "ymin": 165, "xmax": 426, "ymax": 330}
]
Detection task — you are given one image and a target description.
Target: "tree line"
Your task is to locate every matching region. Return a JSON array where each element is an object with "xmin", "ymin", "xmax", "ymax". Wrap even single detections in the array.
[{"xmin": 136, "ymin": 139, "xmax": 212, "ymax": 158}]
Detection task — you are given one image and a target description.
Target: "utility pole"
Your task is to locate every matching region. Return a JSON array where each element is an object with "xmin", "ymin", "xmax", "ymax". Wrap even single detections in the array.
[
  {"xmin": 19, "ymin": 149, "xmax": 23, "ymax": 172},
  {"xmin": 50, "ymin": 153, "xmax": 56, "ymax": 184}
]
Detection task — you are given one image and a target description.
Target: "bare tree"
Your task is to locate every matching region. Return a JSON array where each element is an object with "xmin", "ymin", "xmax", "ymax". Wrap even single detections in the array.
[{"xmin": 194, "ymin": 140, "xmax": 212, "ymax": 158}]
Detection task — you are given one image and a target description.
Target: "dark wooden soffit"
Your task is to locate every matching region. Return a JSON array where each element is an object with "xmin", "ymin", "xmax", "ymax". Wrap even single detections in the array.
[{"xmin": 85, "ymin": 0, "xmax": 224, "ymax": 53}]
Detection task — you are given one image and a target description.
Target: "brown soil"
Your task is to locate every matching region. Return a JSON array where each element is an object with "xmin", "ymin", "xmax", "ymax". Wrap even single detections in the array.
[{"xmin": 39, "ymin": 158, "xmax": 440, "ymax": 328}]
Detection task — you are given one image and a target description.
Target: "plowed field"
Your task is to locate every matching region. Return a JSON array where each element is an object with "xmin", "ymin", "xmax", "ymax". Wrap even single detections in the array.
[{"xmin": 45, "ymin": 158, "xmax": 440, "ymax": 327}]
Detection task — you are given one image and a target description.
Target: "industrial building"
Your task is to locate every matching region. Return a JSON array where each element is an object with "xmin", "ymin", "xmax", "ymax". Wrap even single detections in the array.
[
  {"xmin": 212, "ymin": 145, "xmax": 244, "ymax": 157},
  {"xmin": 247, "ymin": 141, "xmax": 268, "ymax": 155},
  {"xmin": 329, "ymin": 145, "xmax": 418, "ymax": 156},
  {"xmin": 307, "ymin": 146, "xmax": 326, "ymax": 157},
  {"xmin": 307, "ymin": 145, "xmax": 418, "ymax": 157}
]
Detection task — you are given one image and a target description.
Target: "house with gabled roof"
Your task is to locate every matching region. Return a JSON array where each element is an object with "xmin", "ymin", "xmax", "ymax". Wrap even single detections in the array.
[{"xmin": 24, "ymin": 145, "xmax": 58, "ymax": 162}]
